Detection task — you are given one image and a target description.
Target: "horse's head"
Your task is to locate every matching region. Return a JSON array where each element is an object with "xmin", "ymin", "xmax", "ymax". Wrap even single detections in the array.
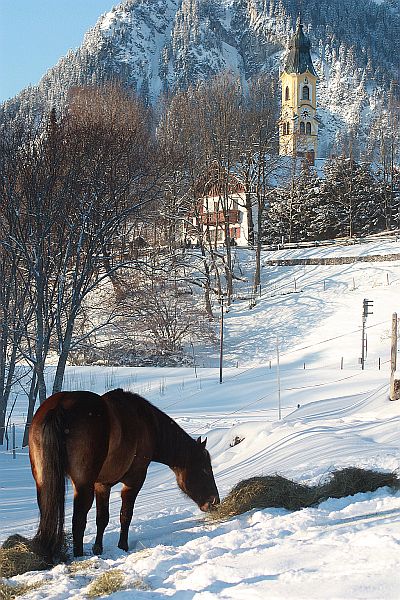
[{"xmin": 174, "ymin": 437, "xmax": 219, "ymax": 512}]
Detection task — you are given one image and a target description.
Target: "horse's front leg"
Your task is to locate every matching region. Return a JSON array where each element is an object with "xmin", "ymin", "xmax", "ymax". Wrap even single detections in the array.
[
  {"xmin": 92, "ymin": 483, "xmax": 111, "ymax": 555},
  {"xmin": 118, "ymin": 468, "xmax": 147, "ymax": 552},
  {"xmin": 72, "ymin": 483, "xmax": 95, "ymax": 557}
]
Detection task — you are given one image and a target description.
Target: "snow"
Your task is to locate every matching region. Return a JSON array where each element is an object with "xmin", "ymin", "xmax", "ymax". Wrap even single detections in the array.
[{"xmin": 1, "ymin": 239, "xmax": 400, "ymax": 598}]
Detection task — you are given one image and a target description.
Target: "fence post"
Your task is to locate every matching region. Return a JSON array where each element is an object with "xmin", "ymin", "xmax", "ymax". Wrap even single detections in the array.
[{"xmin": 340, "ymin": 357, "xmax": 344, "ymax": 370}]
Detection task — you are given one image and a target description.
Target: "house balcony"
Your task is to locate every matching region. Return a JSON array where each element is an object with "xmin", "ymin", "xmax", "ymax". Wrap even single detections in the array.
[{"xmin": 200, "ymin": 209, "xmax": 240, "ymax": 226}]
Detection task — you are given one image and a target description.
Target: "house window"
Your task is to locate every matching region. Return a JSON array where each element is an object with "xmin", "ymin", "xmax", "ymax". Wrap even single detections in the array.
[
  {"xmin": 300, "ymin": 121, "xmax": 305, "ymax": 134},
  {"xmin": 285, "ymin": 86, "xmax": 290, "ymax": 101},
  {"xmin": 306, "ymin": 122, "xmax": 311, "ymax": 135},
  {"xmin": 302, "ymin": 85, "xmax": 310, "ymax": 100}
]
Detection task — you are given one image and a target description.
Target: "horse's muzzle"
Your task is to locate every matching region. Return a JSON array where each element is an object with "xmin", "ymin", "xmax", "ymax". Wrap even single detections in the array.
[{"xmin": 200, "ymin": 495, "xmax": 220, "ymax": 512}]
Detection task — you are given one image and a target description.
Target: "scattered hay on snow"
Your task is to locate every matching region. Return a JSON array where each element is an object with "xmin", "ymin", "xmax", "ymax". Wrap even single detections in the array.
[
  {"xmin": 210, "ymin": 468, "xmax": 400, "ymax": 521},
  {"xmin": 86, "ymin": 569, "xmax": 126, "ymax": 597},
  {"xmin": 0, "ymin": 580, "xmax": 43, "ymax": 599}
]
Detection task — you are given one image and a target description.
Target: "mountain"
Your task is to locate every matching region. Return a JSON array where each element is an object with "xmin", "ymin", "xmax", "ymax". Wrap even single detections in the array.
[{"xmin": 2, "ymin": 0, "xmax": 400, "ymax": 156}]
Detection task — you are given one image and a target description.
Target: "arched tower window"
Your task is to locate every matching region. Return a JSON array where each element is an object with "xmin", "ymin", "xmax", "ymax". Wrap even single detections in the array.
[
  {"xmin": 302, "ymin": 85, "xmax": 310, "ymax": 101},
  {"xmin": 300, "ymin": 122, "xmax": 305, "ymax": 134},
  {"xmin": 306, "ymin": 122, "xmax": 311, "ymax": 135},
  {"xmin": 282, "ymin": 123, "xmax": 286, "ymax": 135},
  {"xmin": 286, "ymin": 122, "xmax": 290, "ymax": 134},
  {"xmin": 285, "ymin": 86, "xmax": 290, "ymax": 101}
]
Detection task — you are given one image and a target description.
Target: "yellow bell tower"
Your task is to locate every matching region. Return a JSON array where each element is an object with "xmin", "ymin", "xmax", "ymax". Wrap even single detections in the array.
[{"xmin": 279, "ymin": 18, "xmax": 318, "ymax": 163}]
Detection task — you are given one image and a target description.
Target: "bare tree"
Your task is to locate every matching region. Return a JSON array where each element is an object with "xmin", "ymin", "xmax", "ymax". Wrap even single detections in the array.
[{"xmin": 0, "ymin": 84, "xmax": 161, "ymax": 441}]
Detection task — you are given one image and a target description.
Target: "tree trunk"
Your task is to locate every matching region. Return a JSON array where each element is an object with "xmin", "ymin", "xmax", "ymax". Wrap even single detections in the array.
[
  {"xmin": 52, "ymin": 321, "xmax": 75, "ymax": 394},
  {"xmin": 22, "ymin": 373, "xmax": 38, "ymax": 448}
]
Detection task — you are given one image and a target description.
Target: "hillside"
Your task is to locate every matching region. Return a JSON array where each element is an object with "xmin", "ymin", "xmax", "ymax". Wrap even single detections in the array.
[
  {"xmin": 2, "ymin": 0, "xmax": 400, "ymax": 155},
  {"xmin": 1, "ymin": 239, "xmax": 400, "ymax": 598}
]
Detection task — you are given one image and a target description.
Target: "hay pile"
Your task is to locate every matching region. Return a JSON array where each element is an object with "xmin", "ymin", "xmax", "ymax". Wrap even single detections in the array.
[
  {"xmin": 210, "ymin": 467, "xmax": 399, "ymax": 521},
  {"xmin": 0, "ymin": 537, "xmax": 48, "ymax": 579}
]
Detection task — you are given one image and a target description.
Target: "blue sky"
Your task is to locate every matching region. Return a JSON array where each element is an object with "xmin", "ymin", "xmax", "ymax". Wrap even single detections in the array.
[{"xmin": 0, "ymin": 0, "xmax": 115, "ymax": 102}]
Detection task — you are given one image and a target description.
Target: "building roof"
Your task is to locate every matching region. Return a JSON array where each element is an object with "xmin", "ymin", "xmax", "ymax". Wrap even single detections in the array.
[{"xmin": 284, "ymin": 19, "xmax": 317, "ymax": 77}]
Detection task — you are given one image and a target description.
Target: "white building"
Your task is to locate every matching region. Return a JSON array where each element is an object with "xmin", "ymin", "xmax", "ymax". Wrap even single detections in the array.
[{"xmin": 187, "ymin": 178, "xmax": 254, "ymax": 248}]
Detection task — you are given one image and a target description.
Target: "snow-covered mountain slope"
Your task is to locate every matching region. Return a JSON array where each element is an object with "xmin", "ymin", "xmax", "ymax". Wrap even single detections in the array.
[
  {"xmin": 1, "ymin": 239, "xmax": 400, "ymax": 598},
  {"xmin": 2, "ymin": 0, "xmax": 399, "ymax": 156}
]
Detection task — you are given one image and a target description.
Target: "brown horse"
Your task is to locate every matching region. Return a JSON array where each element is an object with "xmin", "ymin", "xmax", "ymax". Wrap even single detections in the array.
[{"xmin": 29, "ymin": 388, "xmax": 219, "ymax": 561}]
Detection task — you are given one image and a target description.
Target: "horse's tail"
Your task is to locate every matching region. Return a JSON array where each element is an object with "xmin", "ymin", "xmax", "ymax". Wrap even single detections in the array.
[{"xmin": 33, "ymin": 404, "xmax": 67, "ymax": 560}]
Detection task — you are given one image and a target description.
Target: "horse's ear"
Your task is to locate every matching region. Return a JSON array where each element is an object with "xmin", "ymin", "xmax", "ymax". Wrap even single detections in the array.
[{"xmin": 196, "ymin": 436, "xmax": 207, "ymax": 448}]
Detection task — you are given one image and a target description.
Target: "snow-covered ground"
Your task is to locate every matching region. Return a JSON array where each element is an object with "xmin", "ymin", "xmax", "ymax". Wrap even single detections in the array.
[{"xmin": 1, "ymin": 239, "xmax": 400, "ymax": 599}]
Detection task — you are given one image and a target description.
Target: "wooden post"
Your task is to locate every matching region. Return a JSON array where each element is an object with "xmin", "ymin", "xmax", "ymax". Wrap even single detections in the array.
[
  {"xmin": 341, "ymin": 357, "xmax": 344, "ymax": 370},
  {"xmin": 390, "ymin": 313, "xmax": 399, "ymax": 401}
]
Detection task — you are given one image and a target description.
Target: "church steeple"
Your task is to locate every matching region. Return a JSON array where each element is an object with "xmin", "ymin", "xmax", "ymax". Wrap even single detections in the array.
[
  {"xmin": 285, "ymin": 18, "xmax": 317, "ymax": 77},
  {"xmin": 279, "ymin": 18, "xmax": 318, "ymax": 163}
]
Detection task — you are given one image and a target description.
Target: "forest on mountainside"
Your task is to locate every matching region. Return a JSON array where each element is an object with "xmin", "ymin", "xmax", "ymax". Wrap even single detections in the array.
[{"xmin": 1, "ymin": 0, "xmax": 399, "ymax": 155}]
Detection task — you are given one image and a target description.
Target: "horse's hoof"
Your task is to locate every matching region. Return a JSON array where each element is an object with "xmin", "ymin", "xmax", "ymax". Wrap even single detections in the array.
[
  {"xmin": 117, "ymin": 541, "xmax": 129, "ymax": 552},
  {"xmin": 92, "ymin": 544, "xmax": 103, "ymax": 555}
]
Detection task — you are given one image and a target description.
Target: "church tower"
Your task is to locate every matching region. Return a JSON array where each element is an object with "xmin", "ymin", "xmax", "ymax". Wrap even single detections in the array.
[{"xmin": 279, "ymin": 18, "xmax": 318, "ymax": 163}]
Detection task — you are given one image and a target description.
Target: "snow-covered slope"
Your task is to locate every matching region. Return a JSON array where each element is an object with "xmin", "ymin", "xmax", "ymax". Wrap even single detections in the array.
[
  {"xmin": 2, "ymin": 0, "xmax": 399, "ymax": 155},
  {"xmin": 1, "ymin": 239, "xmax": 400, "ymax": 598}
]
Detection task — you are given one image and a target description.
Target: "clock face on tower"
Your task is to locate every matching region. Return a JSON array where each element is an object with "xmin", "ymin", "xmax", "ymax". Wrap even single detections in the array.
[{"xmin": 301, "ymin": 109, "xmax": 310, "ymax": 118}]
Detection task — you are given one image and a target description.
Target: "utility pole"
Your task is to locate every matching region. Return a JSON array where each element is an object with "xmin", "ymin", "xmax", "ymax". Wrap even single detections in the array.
[
  {"xmin": 219, "ymin": 296, "xmax": 224, "ymax": 384},
  {"xmin": 361, "ymin": 299, "xmax": 373, "ymax": 369}
]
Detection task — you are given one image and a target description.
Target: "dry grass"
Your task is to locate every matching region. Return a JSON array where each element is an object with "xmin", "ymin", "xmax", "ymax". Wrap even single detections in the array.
[
  {"xmin": 131, "ymin": 577, "xmax": 151, "ymax": 591},
  {"xmin": 210, "ymin": 468, "xmax": 400, "ymax": 521},
  {"xmin": 0, "ymin": 538, "xmax": 48, "ymax": 579},
  {"xmin": 319, "ymin": 467, "xmax": 399, "ymax": 500},
  {"xmin": 0, "ymin": 580, "xmax": 43, "ymax": 599},
  {"xmin": 86, "ymin": 570, "xmax": 126, "ymax": 598},
  {"xmin": 68, "ymin": 559, "xmax": 102, "ymax": 575}
]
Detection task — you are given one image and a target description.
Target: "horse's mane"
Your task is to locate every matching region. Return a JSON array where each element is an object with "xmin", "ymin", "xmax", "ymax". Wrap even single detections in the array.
[{"xmin": 105, "ymin": 388, "xmax": 197, "ymax": 467}]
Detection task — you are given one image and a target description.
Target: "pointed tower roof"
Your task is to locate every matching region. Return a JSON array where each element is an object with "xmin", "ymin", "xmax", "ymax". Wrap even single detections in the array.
[{"xmin": 284, "ymin": 18, "xmax": 317, "ymax": 76}]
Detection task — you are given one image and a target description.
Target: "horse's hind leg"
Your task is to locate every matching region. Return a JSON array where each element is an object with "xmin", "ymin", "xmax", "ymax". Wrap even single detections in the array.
[
  {"xmin": 92, "ymin": 483, "xmax": 111, "ymax": 555},
  {"xmin": 72, "ymin": 483, "xmax": 95, "ymax": 557},
  {"xmin": 118, "ymin": 469, "xmax": 147, "ymax": 551}
]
